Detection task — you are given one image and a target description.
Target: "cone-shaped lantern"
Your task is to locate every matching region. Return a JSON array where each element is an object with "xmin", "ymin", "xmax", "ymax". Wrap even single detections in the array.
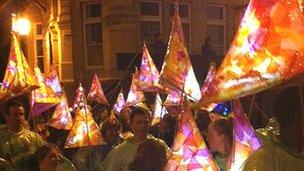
[
  {"xmin": 138, "ymin": 43, "xmax": 164, "ymax": 92},
  {"xmin": 159, "ymin": 4, "xmax": 201, "ymax": 101},
  {"xmin": 200, "ymin": 0, "xmax": 304, "ymax": 106},
  {"xmin": 65, "ymin": 106, "xmax": 104, "ymax": 148},
  {"xmin": 229, "ymin": 99, "xmax": 262, "ymax": 170},
  {"xmin": 163, "ymin": 90, "xmax": 182, "ymax": 107},
  {"xmin": 151, "ymin": 93, "xmax": 168, "ymax": 126},
  {"xmin": 165, "ymin": 99, "xmax": 219, "ymax": 170},
  {"xmin": 113, "ymin": 89, "xmax": 125, "ymax": 115},
  {"xmin": 45, "ymin": 65, "xmax": 63, "ymax": 95},
  {"xmin": 0, "ymin": 33, "xmax": 39, "ymax": 102},
  {"xmin": 31, "ymin": 66, "xmax": 61, "ymax": 116},
  {"xmin": 71, "ymin": 83, "xmax": 85, "ymax": 111},
  {"xmin": 87, "ymin": 74, "xmax": 108, "ymax": 104},
  {"xmin": 48, "ymin": 93, "xmax": 73, "ymax": 130},
  {"xmin": 125, "ymin": 69, "xmax": 146, "ymax": 107}
]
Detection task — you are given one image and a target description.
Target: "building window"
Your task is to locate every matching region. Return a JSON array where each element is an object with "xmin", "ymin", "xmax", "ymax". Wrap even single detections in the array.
[
  {"xmin": 170, "ymin": 2, "xmax": 191, "ymax": 51},
  {"xmin": 34, "ymin": 24, "xmax": 44, "ymax": 73},
  {"xmin": 140, "ymin": 1, "xmax": 162, "ymax": 45},
  {"xmin": 206, "ymin": 4, "xmax": 226, "ymax": 58},
  {"xmin": 83, "ymin": 2, "xmax": 103, "ymax": 68}
]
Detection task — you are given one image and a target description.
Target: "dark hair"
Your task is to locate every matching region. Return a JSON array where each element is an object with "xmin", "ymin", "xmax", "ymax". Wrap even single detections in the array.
[
  {"xmin": 3, "ymin": 100, "xmax": 24, "ymax": 116},
  {"xmin": 129, "ymin": 139, "xmax": 167, "ymax": 171},
  {"xmin": 273, "ymin": 86, "xmax": 301, "ymax": 127},
  {"xmin": 209, "ymin": 118, "xmax": 233, "ymax": 145},
  {"xmin": 27, "ymin": 143, "xmax": 60, "ymax": 170},
  {"xmin": 100, "ymin": 118, "xmax": 121, "ymax": 137},
  {"xmin": 129, "ymin": 106, "xmax": 150, "ymax": 122}
]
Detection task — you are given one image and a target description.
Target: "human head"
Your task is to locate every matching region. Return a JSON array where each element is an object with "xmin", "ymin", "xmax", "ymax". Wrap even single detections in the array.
[
  {"xmin": 196, "ymin": 110, "xmax": 211, "ymax": 138},
  {"xmin": 207, "ymin": 118, "xmax": 233, "ymax": 156},
  {"xmin": 101, "ymin": 118, "xmax": 122, "ymax": 145},
  {"xmin": 33, "ymin": 143, "xmax": 61, "ymax": 171},
  {"xmin": 119, "ymin": 107, "xmax": 132, "ymax": 132},
  {"xmin": 3, "ymin": 100, "xmax": 27, "ymax": 131},
  {"xmin": 129, "ymin": 107, "xmax": 151, "ymax": 141},
  {"xmin": 273, "ymin": 86, "xmax": 303, "ymax": 151},
  {"xmin": 129, "ymin": 139, "xmax": 167, "ymax": 171}
]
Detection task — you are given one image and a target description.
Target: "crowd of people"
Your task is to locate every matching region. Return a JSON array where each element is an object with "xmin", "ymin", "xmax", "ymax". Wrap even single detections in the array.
[{"xmin": 0, "ymin": 86, "xmax": 303, "ymax": 171}]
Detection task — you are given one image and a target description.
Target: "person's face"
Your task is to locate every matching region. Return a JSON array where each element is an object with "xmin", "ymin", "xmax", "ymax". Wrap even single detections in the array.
[
  {"xmin": 120, "ymin": 108, "xmax": 131, "ymax": 125},
  {"xmin": 104, "ymin": 127, "xmax": 120, "ymax": 145},
  {"xmin": 40, "ymin": 149, "xmax": 61, "ymax": 171},
  {"xmin": 130, "ymin": 114, "xmax": 150, "ymax": 137},
  {"xmin": 5, "ymin": 106, "xmax": 26, "ymax": 128},
  {"xmin": 207, "ymin": 126, "xmax": 225, "ymax": 153}
]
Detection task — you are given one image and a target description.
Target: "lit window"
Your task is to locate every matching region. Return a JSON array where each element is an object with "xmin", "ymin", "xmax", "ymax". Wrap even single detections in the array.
[
  {"xmin": 206, "ymin": 4, "xmax": 226, "ymax": 58},
  {"xmin": 140, "ymin": 1, "xmax": 162, "ymax": 45},
  {"xmin": 35, "ymin": 24, "xmax": 44, "ymax": 72},
  {"xmin": 83, "ymin": 3, "xmax": 103, "ymax": 68}
]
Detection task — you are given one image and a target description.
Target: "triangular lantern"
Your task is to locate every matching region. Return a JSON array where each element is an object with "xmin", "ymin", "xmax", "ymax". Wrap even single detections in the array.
[
  {"xmin": 31, "ymin": 66, "xmax": 61, "ymax": 116},
  {"xmin": 151, "ymin": 93, "xmax": 168, "ymax": 126},
  {"xmin": 163, "ymin": 90, "xmax": 182, "ymax": 107},
  {"xmin": 229, "ymin": 99, "xmax": 262, "ymax": 170},
  {"xmin": 113, "ymin": 89, "xmax": 125, "ymax": 115},
  {"xmin": 138, "ymin": 43, "xmax": 164, "ymax": 92},
  {"xmin": 0, "ymin": 33, "xmax": 39, "ymax": 102},
  {"xmin": 159, "ymin": 4, "xmax": 201, "ymax": 101},
  {"xmin": 48, "ymin": 93, "xmax": 73, "ymax": 130},
  {"xmin": 200, "ymin": 0, "xmax": 304, "ymax": 105},
  {"xmin": 125, "ymin": 69, "xmax": 146, "ymax": 108},
  {"xmin": 87, "ymin": 74, "xmax": 108, "ymax": 104},
  {"xmin": 65, "ymin": 106, "xmax": 104, "ymax": 148},
  {"xmin": 45, "ymin": 65, "xmax": 63, "ymax": 95},
  {"xmin": 165, "ymin": 99, "xmax": 219, "ymax": 171},
  {"xmin": 71, "ymin": 83, "xmax": 85, "ymax": 111}
]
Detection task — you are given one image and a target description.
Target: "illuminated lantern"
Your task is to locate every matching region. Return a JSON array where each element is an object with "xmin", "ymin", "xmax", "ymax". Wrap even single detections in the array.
[
  {"xmin": 138, "ymin": 43, "xmax": 165, "ymax": 92},
  {"xmin": 0, "ymin": 33, "xmax": 39, "ymax": 102},
  {"xmin": 71, "ymin": 83, "xmax": 85, "ymax": 111},
  {"xmin": 229, "ymin": 99, "xmax": 262, "ymax": 170},
  {"xmin": 48, "ymin": 93, "xmax": 73, "ymax": 130},
  {"xmin": 45, "ymin": 65, "xmax": 63, "ymax": 95},
  {"xmin": 163, "ymin": 90, "xmax": 182, "ymax": 107},
  {"xmin": 65, "ymin": 107, "xmax": 104, "ymax": 148},
  {"xmin": 87, "ymin": 74, "xmax": 108, "ymax": 104},
  {"xmin": 125, "ymin": 69, "xmax": 147, "ymax": 108},
  {"xmin": 113, "ymin": 89, "xmax": 125, "ymax": 115},
  {"xmin": 159, "ymin": 4, "xmax": 201, "ymax": 101},
  {"xmin": 200, "ymin": 0, "xmax": 304, "ymax": 106},
  {"xmin": 31, "ymin": 66, "xmax": 61, "ymax": 116},
  {"xmin": 165, "ymin": 99, "xmax": 219, "ymax": 170},
  {"xmin": 151, "ymin": 93, "xmax": 168, "ymax": 126}
]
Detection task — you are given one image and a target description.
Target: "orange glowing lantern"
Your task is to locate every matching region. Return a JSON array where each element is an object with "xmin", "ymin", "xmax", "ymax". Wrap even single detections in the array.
[
  {"xmin": 151, "ymin": 93, "xmax": 168, "ymax": 126},
  {"xmin": 87, "ymin": 74, "xmax": 108, "ymax": 104},
  {"xmin": 113, "ymin": 89, "xmax": 125, "ymax": 115}
]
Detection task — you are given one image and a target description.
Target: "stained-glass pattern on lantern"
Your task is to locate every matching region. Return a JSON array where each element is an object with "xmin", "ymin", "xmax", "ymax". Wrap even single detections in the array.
[
  {"xmin": 165, "ymin": 99, "xmax": 219, "ymax": 171},
  {"xmin": 71, "ymin": 83, "xmax": 85, "ymax": 111},
  {"xmin": 159, "ymin": 5, "xmax": 201, "ymax": 101},
  {"xmin": 138, "ymin": 43, "xmax": 165, "ymax": 92},
  {"xmin": 87, "ymin": 74, "xmax": 108, "ymax": 104},
  {"xmin": 229, "ymin": 99, "xmax": 262, "ymax": 170},
  {"xmin": 163, "ymin": 90, "xmax": 182, "ymax": 107},
  {"xmin": 125, "ymin": 69, "xmax": 146, "ymax": 107},
  {"xmin": 200, "ymin": 0, "xmax": 304, "ymax": 105},
  {"xmin": 0, "ymin": 33, "xmax": 39, "ymax": 102},
  {"xmin": 31, "ymin": 66, "xmax": 61, "ymax": 116},
  {"xmin": 151, "ymin": 93, "xmax": 168, "ymax": 126},
  {"xmin": 45, "ymin": 65, "xmax": 63, "ymax": 95},
  {"xmin": 113, "ymin": 89, "xmax": 125, "ymax": 115},
  {"xmin": 48, "ymin": 94, "xmax": 73, "ymax": 130},
  {"xmin": 65, "ymin": 107, "xmax": 104, "ymax": 148}
]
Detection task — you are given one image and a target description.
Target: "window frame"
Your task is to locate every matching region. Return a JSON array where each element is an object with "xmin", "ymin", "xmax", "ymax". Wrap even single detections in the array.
[
  {"xmin": 34, "ymin": 23, "xmax": 45, "ymax": 73},
  {"xmin": 139, "ymin": 0, "xmax": 162, "ymax": 45},
  {"xmin": 206, "ymin": 4, "xmax": 226, "ymax": 57},
  {"xmin": 82, "ymin": 2, "xmax": 103, "ymax": 70}
]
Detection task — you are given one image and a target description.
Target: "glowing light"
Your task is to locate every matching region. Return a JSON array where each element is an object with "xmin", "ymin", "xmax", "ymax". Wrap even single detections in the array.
[{"xmin": 12, "ymin": 15, "xmax": 31, "ymax": 36}]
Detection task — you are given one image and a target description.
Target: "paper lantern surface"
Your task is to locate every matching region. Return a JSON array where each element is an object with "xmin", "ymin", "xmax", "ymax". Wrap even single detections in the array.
[
  {"xmin": 45, "ymin": 65, "xmax": 63, "ymax": 95},
  {"xmin": 72, "ymin": 84, "xmax": 85, "ymax": 111},
  {"xmin": 0, "ymin": 33, "xmax": 39, "ymax": 102},
  {"xmin": 113, "ymin": 89, "xmax": 125, "ymax": 115},
  {"xmin": 87, "ymin": 74, "xmax": 108, "ymax": 104},
  {"xmin": 200, "ymin": 0, "xmax": 304, "ymax": 105},
  {"xmin": 159, "ymin": 5, "xmax": 201, "ymax": 101},
  {"xmin": 65, "ymin": 107, "xmax": 104, "ymax": 148},
  {"xmin": 48, "ymin": 94, "xmax": 73, "ymax": 130},
  {"xmin": 125, "ymin": 70, "xmax": 145, "ymax": 107},
  {"xmin": 165, "ymin": 100, "xmax": 219, "ymax": 171},
  {"xmin": 229, "ymin": 99, "xmax": 262, "ymax": 170},
  {"xmin": 138, "ymin": 43, "xmax": 165, "ymax": 92},
  {"xmin": 164, "ymin": 90, "xmax": 182, "ymax": 107},
  {"xmin": 151, "ymin": 93, "xmax": 168, "ymax": 126}
]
